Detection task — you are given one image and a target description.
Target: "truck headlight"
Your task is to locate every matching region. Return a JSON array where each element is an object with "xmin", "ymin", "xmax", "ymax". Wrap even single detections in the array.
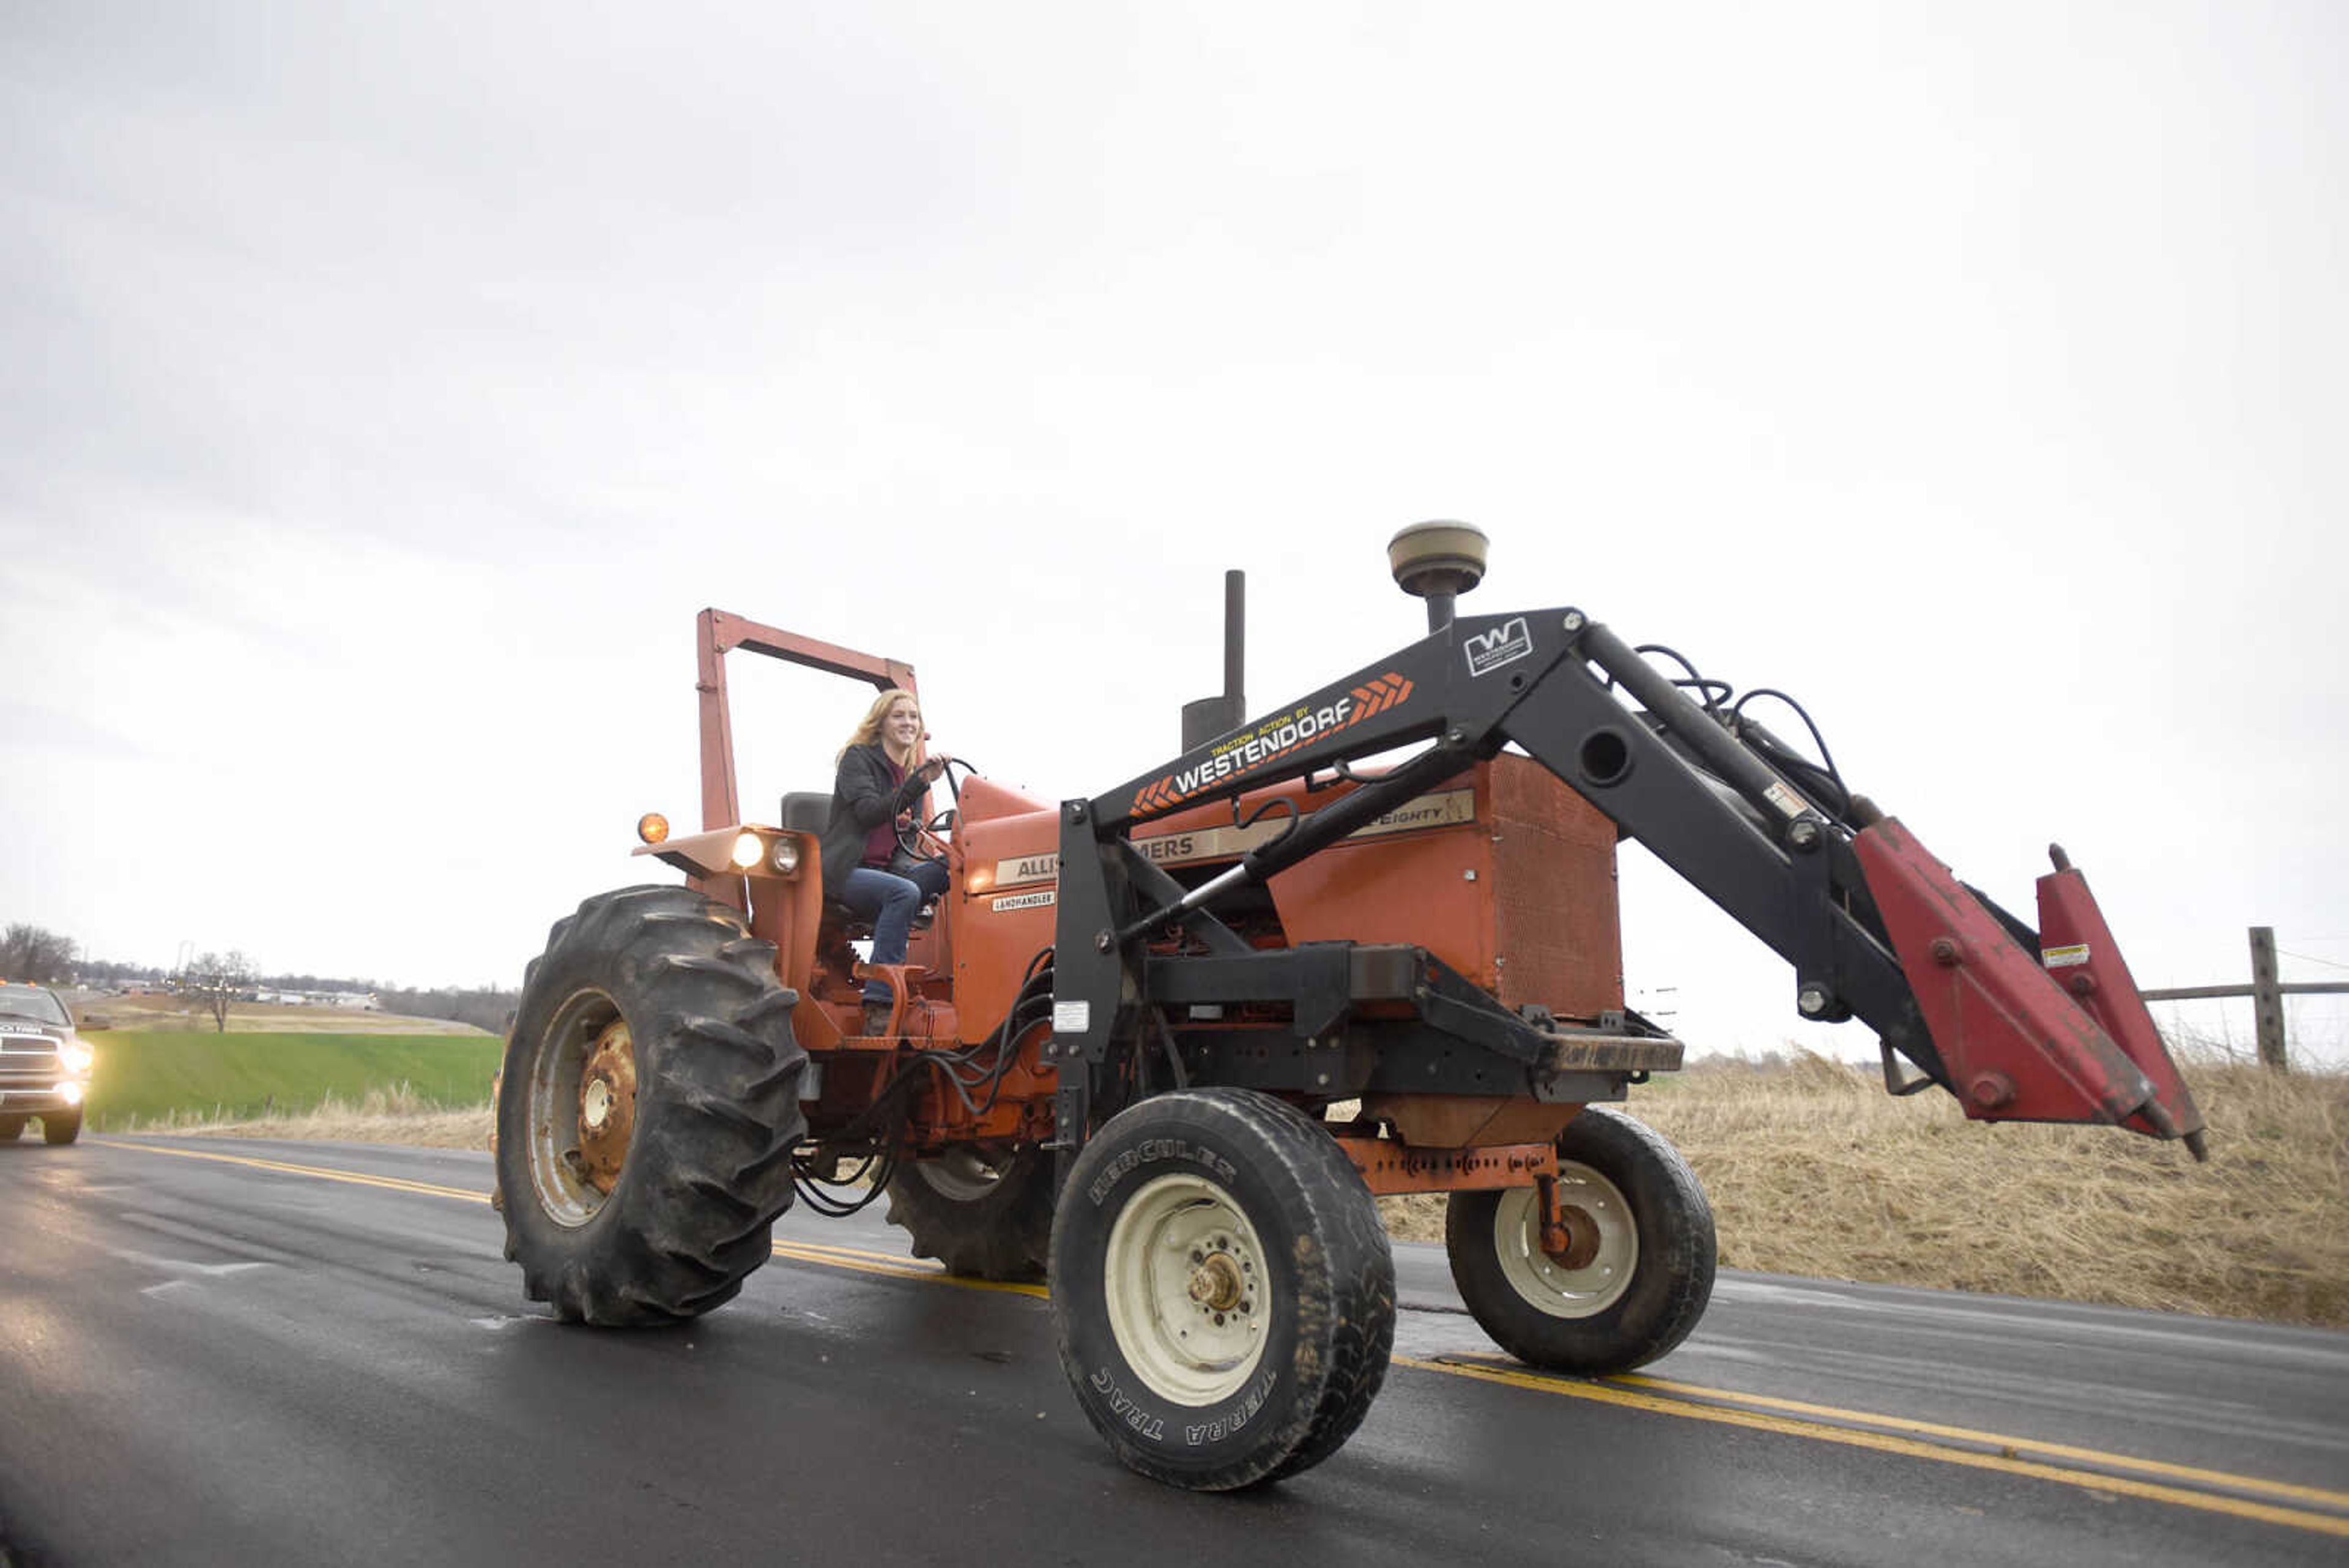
[
  {"xmin": 730, "ymin": 831, "xmax": 765, "ymax": 869},
  {"xmin": 770, "ymin": 838, "xmax": 802, "ymax": 875},
  {"xmin": 59, "ymin": 1081, "xmax": 84, "ymax": 1106},
  {"xmin": 59, "ymin": 1041, "xmax": 94, "ymax": 1074}
]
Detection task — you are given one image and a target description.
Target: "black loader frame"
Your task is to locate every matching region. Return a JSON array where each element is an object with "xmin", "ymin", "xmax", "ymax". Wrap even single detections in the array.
[{"xmin": 1046, "ymin": 602, "xmax": 2203, "ymax": 1176}]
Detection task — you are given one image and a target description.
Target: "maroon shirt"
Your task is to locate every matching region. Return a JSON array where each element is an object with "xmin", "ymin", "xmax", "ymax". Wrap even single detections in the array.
[{"xmin": 862, "ymin": 754, "xmax": 907, "ymax": 867}]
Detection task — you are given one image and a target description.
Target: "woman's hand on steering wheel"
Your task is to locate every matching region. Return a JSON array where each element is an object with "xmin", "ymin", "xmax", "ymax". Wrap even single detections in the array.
[
  {"xmin": 930, "ymin": 755, "xmax": 974, "ymax": 803},
  {"xmin": 897, "ymin": 757, "xmax": 975, "ymax": 861}
]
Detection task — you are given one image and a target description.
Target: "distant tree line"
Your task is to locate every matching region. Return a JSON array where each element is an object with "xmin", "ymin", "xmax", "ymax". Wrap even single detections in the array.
[
  {"xmin": 372, "ymin": 986, "xmax": 518, "ymax": 1035},
  {"xmin": 4, "ymin": 921, "xmax": 514, "ymax": 1035},
  {"xmin": 76, "ymin": 956, "xmax": 169, "ymax": 985}
]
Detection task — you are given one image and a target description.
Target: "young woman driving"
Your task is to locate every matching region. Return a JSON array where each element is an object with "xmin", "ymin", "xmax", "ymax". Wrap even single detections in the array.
[{"xmin": 819, "ymin": 688, "xmax": 954, "ymax": 1036}]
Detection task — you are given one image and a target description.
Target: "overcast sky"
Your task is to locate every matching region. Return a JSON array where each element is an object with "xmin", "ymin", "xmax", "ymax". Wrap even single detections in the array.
[{"xmin": 6, "ymin": 2, "xmax": 2343, "ymax": 1065}]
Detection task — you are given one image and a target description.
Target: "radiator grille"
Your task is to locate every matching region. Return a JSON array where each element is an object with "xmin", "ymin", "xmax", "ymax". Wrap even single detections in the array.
[{"xmin": 0, "ymin": 1031, "xmax": 64, "ymax": 1088}]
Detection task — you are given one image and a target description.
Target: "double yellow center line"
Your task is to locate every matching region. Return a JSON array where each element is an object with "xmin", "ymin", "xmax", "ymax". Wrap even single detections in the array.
[
  {"xmin": 1393, "ymin": 1354, "xmax": 2349, "ymax": 1539},
  {"xmin": 104, "ymin": 1139, "xmax": 2349, "ymax": 1539}
]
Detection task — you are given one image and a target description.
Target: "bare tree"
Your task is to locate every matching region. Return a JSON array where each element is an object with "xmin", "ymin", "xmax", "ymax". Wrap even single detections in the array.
[
  {"xmin": 185, "ymin": 951, "xmax": 256, "ymax": 1033},
  {"xmin": 0, "ymin": 924, "xmax": 76, "ymax": 983}
]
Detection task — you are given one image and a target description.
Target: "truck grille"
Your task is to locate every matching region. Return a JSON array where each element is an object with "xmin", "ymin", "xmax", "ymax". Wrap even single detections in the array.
[{"xmin": 0, "ymin": 1031, "xmax": 64, "ymax": 1089}]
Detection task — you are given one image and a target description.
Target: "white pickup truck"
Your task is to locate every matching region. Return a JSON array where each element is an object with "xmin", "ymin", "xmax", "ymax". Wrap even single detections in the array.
[{"xmin": 0, "ymin": 982, "xmax": 95, "ymax": 1145}]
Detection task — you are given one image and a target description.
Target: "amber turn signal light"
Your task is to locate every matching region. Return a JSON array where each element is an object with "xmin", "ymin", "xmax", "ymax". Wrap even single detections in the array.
[{"xmin": 637, "ymin": 812, "xmax": 670, "ymax": 844}]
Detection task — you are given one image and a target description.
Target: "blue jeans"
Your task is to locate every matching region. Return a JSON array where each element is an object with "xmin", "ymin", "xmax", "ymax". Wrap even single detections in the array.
[{"xmin": 842, "ymin": 857, "xmax": 951, "ymax": 1004}]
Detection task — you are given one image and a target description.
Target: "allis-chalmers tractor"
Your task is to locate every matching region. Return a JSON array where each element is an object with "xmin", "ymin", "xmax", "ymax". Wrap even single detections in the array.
[{"xmin": 492, "ymin": 524, "xmax": 2205, "ymax": 1492}]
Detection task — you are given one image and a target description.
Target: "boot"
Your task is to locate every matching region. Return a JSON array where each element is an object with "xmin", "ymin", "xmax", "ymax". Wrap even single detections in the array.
[{"xmin": 862, "ymin": 1000, "xmax": 895, "ymax": 1038}]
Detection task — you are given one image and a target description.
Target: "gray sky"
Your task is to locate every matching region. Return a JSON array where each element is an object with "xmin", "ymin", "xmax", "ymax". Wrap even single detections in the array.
[{"xmin": 6, "ymin": 2, "xmax": 2343, "ymax": 1063}]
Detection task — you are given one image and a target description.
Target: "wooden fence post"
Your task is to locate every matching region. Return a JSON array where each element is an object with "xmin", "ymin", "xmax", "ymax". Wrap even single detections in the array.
[{"xmin": 2247, "ymin": 926, "xmax": 2288, "ymax": 1072}]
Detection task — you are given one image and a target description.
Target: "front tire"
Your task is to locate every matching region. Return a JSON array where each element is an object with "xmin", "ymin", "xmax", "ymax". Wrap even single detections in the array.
[
  {"xmin": 1445, "ymin": 1105, "xmax": 1714, "ymax": 1373},
  {"xmin": 0, "ymin": 1114, "xmax": 25, "ymax": 1141},
  {"xmin": 496, "ymin": 885, "xmax": 807, "ymax": 1326},
  {"xmin": 884, "ymin": 1143, "xmax": 1054, "ymax": 1282},
  {"xmin": 1050, "ymin": 1088, "xmax": 1395, "ymax": 1491},
  {"xmin": 41, "ymin": 1109, "xmax": 81, "ymax": 1145}
]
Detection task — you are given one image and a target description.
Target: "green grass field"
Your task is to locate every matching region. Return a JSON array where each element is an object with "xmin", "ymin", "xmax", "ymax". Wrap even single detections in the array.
[{"xmin": 84, "ymin": 1031, "xmax": 503, "ymax": 1129}]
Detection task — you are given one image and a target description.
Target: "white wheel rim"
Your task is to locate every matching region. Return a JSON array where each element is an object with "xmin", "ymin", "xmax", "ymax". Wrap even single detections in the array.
[
  {"xmin": 1102, "ymin": 1173, "xmax": 1270, "ymax": 1405},
  {"xmin": 526, "ymin": 987, "xmax": 626, "ymax": 1227},
  {"xmin": 1492, "ymin": 1161, "xmax": 1638, "ymax": 1319}
]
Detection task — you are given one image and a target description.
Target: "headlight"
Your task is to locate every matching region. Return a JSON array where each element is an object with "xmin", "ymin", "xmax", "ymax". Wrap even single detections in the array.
[
  {"xmin": 730, "ymin": 831, "xmax": 766, "ymax": 869},
  {"xmin": 770, "ymin": 838, "xmax": 802, "ymax": 876},
  {"xmin": 59, "ymin": 1081, "xmax": 84, "ymax": 1106},
  {"xmin": 59, "ymin": 1040, "xmax": 94, "ymax": 1074}
]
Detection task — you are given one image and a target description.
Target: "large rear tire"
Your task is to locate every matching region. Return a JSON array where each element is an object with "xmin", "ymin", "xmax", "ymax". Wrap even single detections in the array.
[
  {"xmin": 41, "ymin": 1109, "xmax": 82, "ymax": 1145},
  {"xmin": 1050, "ymin": 1088, "xmax": 1395, "ymax": 1491},
  {"xmin": 884, "ymin": 1143, "xmax": 1054, "ymax": 1282},
  {"xmin": 1445, "ymin": 1105, "xmax": 1714, "ymax": 1373},
  {"xmin": 496, "ymin": 885, "xmax": 807, "ymax": 1326}
]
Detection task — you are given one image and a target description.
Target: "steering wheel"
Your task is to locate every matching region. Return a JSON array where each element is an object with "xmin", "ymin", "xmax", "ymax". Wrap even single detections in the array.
[{"xmin": 895, "ymin": 758, "xmax": 976, "ymax": 863}]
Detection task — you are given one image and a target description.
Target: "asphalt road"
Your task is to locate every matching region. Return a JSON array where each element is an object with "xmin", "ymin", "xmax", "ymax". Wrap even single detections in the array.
[{"xmin": 2, "ymin": 1135, "xmax": 2343, "ymax": 1566}]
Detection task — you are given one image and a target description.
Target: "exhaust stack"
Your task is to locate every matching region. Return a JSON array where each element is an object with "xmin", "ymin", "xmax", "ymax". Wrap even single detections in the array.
[{"xmin": 1180, "ymin": 570, "xmax": 1247, "ymax": 751}]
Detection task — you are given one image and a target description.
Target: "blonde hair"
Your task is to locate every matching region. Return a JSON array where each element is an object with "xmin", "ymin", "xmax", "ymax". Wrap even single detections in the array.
[{"xmin": 837, "ymin": 688, "xmax": 919, "ymax": 764}]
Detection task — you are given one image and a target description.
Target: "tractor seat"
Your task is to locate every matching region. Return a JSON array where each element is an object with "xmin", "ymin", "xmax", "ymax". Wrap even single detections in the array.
[
  {"xmin": 779, "ymin": 792, "xmax": 876, "ymax": 941},
  {"xmin": 779, "ymin": 790, "xmax": 874, "ymax": 940},
  {"xmin": 779, "ymin": 791, "xmax": 831, "ymax": 835}
]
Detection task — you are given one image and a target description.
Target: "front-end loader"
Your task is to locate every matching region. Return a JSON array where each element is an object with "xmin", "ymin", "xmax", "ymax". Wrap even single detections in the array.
[{"xmin": 492, "ymin": 522, "xmax": 2204, "ymax": 1491}]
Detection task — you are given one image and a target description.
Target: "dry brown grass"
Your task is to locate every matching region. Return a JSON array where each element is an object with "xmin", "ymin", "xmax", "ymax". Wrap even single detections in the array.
[
  {"xmin": 160, "ymin": 1052, "xmax": 2347, "ymax": 1329},
  {"xmin": 1383, "ymin": 1052, "xmax": 2349, "ymax": 1328},
  {"xmin": 155, "ymin": 1084, "xmax": 494, "ymax": 1149}
]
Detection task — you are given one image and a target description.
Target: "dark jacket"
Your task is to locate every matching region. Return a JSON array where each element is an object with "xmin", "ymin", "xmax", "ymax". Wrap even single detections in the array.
[{"xmin": 819, "ymin": 743, "xmax": 933, "ymax": 899}]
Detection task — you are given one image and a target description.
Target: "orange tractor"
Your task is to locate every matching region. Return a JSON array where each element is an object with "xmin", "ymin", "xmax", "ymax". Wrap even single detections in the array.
[{"xmin": 493, "ymin": 524, "xmax": 2204, "ymax": 1492}]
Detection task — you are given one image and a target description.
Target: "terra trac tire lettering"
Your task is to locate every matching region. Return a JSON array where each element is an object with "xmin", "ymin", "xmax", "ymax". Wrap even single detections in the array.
[{"xmin": 1048, "ymin": 1088, "xmax": 1395, "ymax": 1490}]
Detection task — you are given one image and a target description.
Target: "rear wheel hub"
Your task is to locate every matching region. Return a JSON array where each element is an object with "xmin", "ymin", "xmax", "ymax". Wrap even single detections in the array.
[{"xmin": 576, "ymin": 1022, "xmax": 637, "ymax": 1192}]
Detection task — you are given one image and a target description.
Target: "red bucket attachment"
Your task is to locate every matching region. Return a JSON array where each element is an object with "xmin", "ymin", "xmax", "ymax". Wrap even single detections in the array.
[{"xmin": 1852, "ymin": 820, "xmax": 2206, "ymax": 1157}]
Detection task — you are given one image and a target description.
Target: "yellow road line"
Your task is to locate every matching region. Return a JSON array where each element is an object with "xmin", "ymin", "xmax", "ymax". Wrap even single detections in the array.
[
  {"xmin": 100, "ymin": 1139, "xmax": 2341, "ymax": 1536},
  {"xmin": 1393, "ymin": 1355, "xmax": 2349, "ymax": 1540},
  {"xmin": 1614, "ymin": 1370, "xmax": 2349, "ymax": 1513},
  {"xmin": 770, "ymin": 1236, "xmax": 1049, "ymax": 1297},
  {"xmin": 105, "ymin": 1139, "xmax": 492, "ymax": 1205}
]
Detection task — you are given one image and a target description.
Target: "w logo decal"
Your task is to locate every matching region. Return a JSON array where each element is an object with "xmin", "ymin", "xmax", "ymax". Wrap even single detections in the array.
[{"xmin": 1463, "ymin": 617, "xmax": 1533, "ymax": 678}]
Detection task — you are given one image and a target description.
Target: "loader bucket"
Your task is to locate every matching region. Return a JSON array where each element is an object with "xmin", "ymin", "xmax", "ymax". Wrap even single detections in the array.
[{"xmin": 1852, "ymin": 819, "xmax": 2208, "ymax": 1158}]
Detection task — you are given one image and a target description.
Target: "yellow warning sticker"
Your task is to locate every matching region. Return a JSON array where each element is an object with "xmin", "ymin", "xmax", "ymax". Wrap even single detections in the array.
[{"xmin": 2043, "ymin": 944, "xmax": 2091, "ymax": 968}]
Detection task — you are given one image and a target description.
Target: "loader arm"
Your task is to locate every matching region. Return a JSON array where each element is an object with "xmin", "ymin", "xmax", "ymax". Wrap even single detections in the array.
[{"xmin": 1050, "ymin": 604, "xmax": 2204, "ymax": 1157}]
